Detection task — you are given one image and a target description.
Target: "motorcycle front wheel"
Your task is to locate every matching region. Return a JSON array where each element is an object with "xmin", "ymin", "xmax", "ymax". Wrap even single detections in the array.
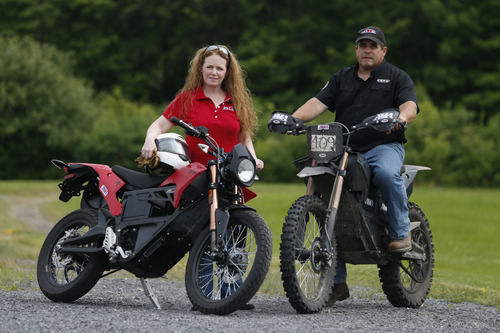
[
  {"xmin": 378, "ymin": 202, "xmax": 434, "ymax": 308},
  {"xmin": 185, "ymin": 209, "xmax": 272, "ymax": 315},
  {"xmin": 37, "ymin": 209, "xmax": 108, "ymax": 302},
  {"xmin": 280, "ymin": 195, "xmax": 336, "ymax": 314}
]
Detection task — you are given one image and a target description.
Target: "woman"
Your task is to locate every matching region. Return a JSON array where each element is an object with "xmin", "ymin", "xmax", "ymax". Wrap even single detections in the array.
[{"xmin": 142, "ymin": 45, "xmax": 264, "ymax": 171}]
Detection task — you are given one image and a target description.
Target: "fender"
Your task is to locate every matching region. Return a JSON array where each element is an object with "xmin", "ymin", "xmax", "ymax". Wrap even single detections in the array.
[
  {"xmin": 70, "ymin": 163, "xmax": 125, "ymax": 216},
  {"xmin": 160, "ymin": 162, "xmax": 207, "ymax": 208},
  {"xmin": 216, "ymin": 204, "xmax": 257, "ymax": 244},
  {"xmin": 297, "ymin": 166, "xmax": 336, "ymax": 178},
  {"xmin": 402, "ymin": 164, "xmax": 431, "ymax": 198},
  {"xmin": 226, "ymin": 204, "xmax": 256, "ymax": 213}
]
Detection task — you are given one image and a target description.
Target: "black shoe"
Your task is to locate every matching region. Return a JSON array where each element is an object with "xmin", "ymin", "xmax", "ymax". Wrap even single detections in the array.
[{"xmin": 325, "ymin": 283, "xmax": 350, "ymax": 306}]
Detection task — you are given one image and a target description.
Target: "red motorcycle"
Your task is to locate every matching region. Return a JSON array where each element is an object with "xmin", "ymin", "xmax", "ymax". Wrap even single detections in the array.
[{"xmin": 37, "ymin": 117, "xmax": 272, "ymax": 315}]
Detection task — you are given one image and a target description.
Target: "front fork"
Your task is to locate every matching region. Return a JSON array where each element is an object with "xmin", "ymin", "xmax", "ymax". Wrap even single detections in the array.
[
  {"xmin": 307, "ymin": 152, "xmax": 349, "ymax": 259},
  {"xmin": 208, "ymin": 164, "xmax": 238, "ymax": 255},
  {"xmin": 209, "ymin": 164, "xmax": 220, "ymax": 253}
]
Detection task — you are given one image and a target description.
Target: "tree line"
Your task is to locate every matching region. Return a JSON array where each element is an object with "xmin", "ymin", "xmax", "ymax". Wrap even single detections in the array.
[{"xmin": 1, "ymin": 0, "xmax": 499, "ymax": 186}]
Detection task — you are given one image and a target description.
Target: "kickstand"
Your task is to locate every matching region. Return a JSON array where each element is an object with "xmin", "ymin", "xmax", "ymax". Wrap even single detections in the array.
[{"xmin": 140, "ymin": 278, "xmax": 161, "ymax": 310}]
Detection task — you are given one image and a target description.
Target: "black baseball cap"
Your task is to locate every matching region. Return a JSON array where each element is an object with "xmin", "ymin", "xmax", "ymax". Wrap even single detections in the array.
[{"xmin": 355, "ymin": 26, "xmax": 387, "ymax": 46}]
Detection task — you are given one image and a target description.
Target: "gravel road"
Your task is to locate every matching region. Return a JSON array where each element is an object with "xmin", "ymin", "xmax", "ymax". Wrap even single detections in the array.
[{"xmin": 1, "ymin": 278, "xmax": 498, "ymax": 333}]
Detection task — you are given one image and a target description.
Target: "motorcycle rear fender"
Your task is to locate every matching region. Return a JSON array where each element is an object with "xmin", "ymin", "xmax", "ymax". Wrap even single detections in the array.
[
  {"xmin": 55, "ymin": 162, "xmax": 97, "ymax": 202},
  {"xmin": 160, "ymin": 162, "xmax": 207, "ymax": 208},
  {"xmin": 54, "ymin": 160, "xmax": 125, "ymax": 216},
  {"xmin": 402, "ymin": 165, "xmax": 430, "ymax": 198},
  {"xmin": 69, "ymin": 163, "xmax": 125, "ymax": 216}
]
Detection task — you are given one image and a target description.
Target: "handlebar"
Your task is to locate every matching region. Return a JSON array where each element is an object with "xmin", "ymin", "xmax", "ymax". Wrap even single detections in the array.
[
  {"xmin": 269, "ymin": 108, "xmax": 406, "ymax": 136},
  {"xmin": 170, "ymin": 116, "xmax": 220, "ymax": 155},
  {"xmin": 170, "ymin": 117, "xmax": 208, "ymax": 138}
]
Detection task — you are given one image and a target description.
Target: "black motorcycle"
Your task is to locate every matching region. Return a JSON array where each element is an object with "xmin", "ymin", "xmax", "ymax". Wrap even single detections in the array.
[
  {"xmin": 268, "ymin": 109, "xmax": 434, "ymax": 313},
  {"xmin": 37, "ymin": 117, "xmax": 272, "ymax": 315}
]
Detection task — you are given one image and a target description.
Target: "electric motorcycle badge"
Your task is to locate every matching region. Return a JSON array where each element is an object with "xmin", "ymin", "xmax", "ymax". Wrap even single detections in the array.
[
  {"xmin": 37, "ymin": 117, "xmax": 272, "ymax": 315},
  {"xmin": 268, "ymin": 109, "xmax": 434, "ymax": 314}
]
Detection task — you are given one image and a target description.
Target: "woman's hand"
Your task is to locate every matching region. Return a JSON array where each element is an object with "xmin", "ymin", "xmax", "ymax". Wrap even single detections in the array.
[
  {"xmin": 141, "ymin": 116, "xmax": 174, "ymax": 159},
  {"xmin": 255, "ymin": 158, "xmax": 264, "ymax": 172},
  {"xmin": 141, "ymin": 140, "xmax": 157, "ymax": 159}
]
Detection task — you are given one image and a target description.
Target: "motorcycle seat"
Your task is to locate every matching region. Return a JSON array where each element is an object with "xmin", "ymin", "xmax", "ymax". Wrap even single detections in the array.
[{"xmin": 111, "ymin": 165, "xmax": 167, "ymax": 189}]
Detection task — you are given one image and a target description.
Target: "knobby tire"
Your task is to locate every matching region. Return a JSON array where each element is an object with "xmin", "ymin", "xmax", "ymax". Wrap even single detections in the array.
[
  {"xmin": 378, "ymin": 202, "xmax": 434, "ymax": 308},
  {"xmin": 280, "ymin": 195, "xmax": 337, "ymax": 314}
]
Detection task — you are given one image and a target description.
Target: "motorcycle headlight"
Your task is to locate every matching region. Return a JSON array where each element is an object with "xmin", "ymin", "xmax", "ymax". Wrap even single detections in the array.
[
  {"xmin": 228, "ymin": 144, "xmax": 256, "ymax": 187},
  {"xmin": 236, "ymin": 159, "xmax": 256, "ymax": 185}
]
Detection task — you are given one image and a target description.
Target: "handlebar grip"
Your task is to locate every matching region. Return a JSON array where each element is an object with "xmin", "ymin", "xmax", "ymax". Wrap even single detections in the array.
[
  {"xmin": 171, "ymin": 116, "xmax": 204, "ymax": 137},
  {"xmin": 170, "ymin": 116, "xmax": 181, "ymax": 126}
]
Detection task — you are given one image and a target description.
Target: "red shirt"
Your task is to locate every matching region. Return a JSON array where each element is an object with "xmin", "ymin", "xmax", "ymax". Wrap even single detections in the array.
[{"xmin": 163, "ymin": 86, "xmax": 241, "ymax": 165}]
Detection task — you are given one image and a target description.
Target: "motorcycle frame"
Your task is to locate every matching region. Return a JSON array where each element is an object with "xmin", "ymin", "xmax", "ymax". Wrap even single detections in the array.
[
  {"xmin": 298, "ymin": 151, "xmax": 429, "ymax": 266},
  {"xmin": 54, "ymin": 154, "xmax": 256, "ymax": 278}
]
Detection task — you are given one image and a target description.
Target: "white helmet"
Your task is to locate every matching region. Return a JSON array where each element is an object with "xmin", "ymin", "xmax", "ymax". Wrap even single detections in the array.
[{"xmin": 148, "ymin": 133, "xmax": 191, "ymax": 176}]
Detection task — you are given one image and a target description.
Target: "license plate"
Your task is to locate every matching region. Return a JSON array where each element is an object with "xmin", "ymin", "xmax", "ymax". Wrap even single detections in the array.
[
  {"xmin": 307, "ymin": 123, "xmax": 343, "ymax": 163},
  {"xmin": 310, "ymin": 133, "xmax": 338, "ymax": 153}
]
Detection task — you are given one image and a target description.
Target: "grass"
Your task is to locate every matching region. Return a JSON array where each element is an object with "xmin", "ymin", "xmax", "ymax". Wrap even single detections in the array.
[
  {"xmin": 251, "ymin": 182, "xmax": 500, "ymax": 308},
  {"xmin": 0, "ymin": 180, "xmax": 498, "ymax": 308}
]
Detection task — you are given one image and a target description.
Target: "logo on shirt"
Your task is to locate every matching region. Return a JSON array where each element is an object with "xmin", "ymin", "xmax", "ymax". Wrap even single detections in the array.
[
  {"xmin": 377, "ymin": 79, "xmax": 390, "ymax": 83},
  {"xmin": 222, "ymin": 106, "xmax": 234, "ymax": 111}
]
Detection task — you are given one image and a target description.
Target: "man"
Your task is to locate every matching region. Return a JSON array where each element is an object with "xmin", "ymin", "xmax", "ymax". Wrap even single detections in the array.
[{"xmin": 292, "ymin": 26, "xmax": 419, "ymax": 305}]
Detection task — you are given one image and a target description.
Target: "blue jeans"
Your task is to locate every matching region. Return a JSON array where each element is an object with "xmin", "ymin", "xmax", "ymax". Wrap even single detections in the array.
[{"xmin": 334, "ymin": 142, "xmax": 410, "ymax": 284}]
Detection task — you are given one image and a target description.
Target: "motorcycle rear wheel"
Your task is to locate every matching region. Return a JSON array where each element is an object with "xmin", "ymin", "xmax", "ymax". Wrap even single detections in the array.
[
  {"xmin": 378, "ymin": 202, "xmax": 434, "ymax": 308},
  {"xmin": 185, "ymin": 209, "xmax": 272, "ymax": 315},
  {"xmin": 37, "ymin": 209, "xmax": 108, "ymax": 302},
  {"xmin": 280, "ymin": 195, "xmax": 336, "ymax": 314}
]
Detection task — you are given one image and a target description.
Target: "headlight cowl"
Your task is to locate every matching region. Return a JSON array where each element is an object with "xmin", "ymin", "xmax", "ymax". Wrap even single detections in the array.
[{"xmin": 228, "ymin": 144, "xmax": 256, "ymax": 187}]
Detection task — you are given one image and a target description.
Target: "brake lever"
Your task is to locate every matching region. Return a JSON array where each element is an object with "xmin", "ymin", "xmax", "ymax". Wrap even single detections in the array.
[
  {"xmin": 397, "ymin": 119, "xmax": 408, "ymax": 131},
  {"xmin": 285, "ymin": 129, "xmax": 307, "ymax": 136}
]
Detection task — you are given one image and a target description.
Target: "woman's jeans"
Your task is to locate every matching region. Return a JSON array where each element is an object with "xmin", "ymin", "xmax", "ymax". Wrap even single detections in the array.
[{"xmin": 334, "ymin": 142, "xmax": 410, "ymax": 284}]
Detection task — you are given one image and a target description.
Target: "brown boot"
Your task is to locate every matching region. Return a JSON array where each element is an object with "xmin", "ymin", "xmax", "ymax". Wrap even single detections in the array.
[
  {"xmin": 388, "ymin": 235, "xmax": 412, "ymax": 253},
  {"xmin": 325, "ymin": 283, "xmax": 350, "ymax": 306}
]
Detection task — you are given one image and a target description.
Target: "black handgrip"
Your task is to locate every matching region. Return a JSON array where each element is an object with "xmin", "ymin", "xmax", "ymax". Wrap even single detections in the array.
[
  {"xmin": 170, "ymin": 116, "xmax": 203, "ymax": 137},
  {"xmin": 170, "ymin": 116, "xmax": 181, "ymax": 126}
]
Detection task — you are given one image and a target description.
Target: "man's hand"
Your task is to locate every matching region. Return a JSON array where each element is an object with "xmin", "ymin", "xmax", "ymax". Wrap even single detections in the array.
[{"xmin": 386, "ymin": 119, "xmax": 408, "ymax": 134}]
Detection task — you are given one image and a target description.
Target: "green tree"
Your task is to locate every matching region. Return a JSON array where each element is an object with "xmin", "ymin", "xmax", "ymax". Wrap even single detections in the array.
[
  {"xmin": 74, "ymin": 88, "xmax": 159, "ymax": 170},
  {"xmin": 0, "ymin": 35, "xmax": 94, "ymax": 179}
]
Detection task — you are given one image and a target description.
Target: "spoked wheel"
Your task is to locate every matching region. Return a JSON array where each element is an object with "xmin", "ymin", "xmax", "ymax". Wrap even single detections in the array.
[
  {"xmin": 378, "ymin": 202, "xmax": 434, "ymax": 308},
  {"xmin": 280, "ymin": 195, "xmax": 336, "ymax": 313},
  {"xmin": 37, "ymin": 209, "xmax": 108, "ymax": 302},
  {"xmin": 185, "ymin": 209, "xmax": 272, "ymax": 315}
]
